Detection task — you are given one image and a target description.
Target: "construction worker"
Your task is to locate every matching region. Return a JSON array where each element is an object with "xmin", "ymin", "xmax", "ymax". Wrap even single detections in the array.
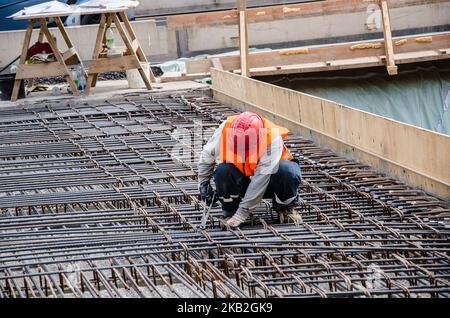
[{"xmin": 198, "ymin": 111, "xmax": 302, "ymax": 228}]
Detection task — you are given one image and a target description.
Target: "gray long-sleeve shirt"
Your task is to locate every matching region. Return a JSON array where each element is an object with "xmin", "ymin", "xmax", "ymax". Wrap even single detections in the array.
[{"xmin": 198, "ymin": 121, "xmax": 284, "ymax": 219}]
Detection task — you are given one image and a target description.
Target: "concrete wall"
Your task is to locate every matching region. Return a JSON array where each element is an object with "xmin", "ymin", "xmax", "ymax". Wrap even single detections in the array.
[
  {"xmin": 1, "ymin": 1, "xmax": 449, "ymax": 68},
  {"xmin": 182, "ymin": 2, "xmax": 450, "ymax": 54},
  {"xmin": 0, "ymin": 20, "xmax": 177, "ymax": 68},
  {"xmin": 136, "ymin": 0, "xmax": 312, "ymax": 16}
]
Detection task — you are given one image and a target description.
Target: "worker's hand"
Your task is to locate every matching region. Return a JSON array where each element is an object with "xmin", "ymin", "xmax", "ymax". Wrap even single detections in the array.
[
  {"xmin": 226, "ymin": 214, "xmax": 246, "ymax": 228},
  {"xmin": 199, "ymin": 181, "xmax": 217, "ymax": 206},
  {"xmin": 291, "ymin": 153, "xmax": 301, "ymax": 165}
]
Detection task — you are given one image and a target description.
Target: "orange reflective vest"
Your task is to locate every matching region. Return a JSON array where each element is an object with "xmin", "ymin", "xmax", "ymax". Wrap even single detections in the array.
[{"xmin": 219, "ymin": 115, "xmax": 293, "ymax": 177}]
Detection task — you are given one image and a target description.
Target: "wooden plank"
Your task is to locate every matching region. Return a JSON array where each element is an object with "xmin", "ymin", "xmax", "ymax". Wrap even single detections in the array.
[
  {"xmin": 131, "ymin": 39, "xmax": 139, "ymax": 53},
  {"xmin": 118, "ymin": 13, "xmax": 144, "ymax": 60},
  {"xmin": 112, "ymin": 13, "xmax": 134, "ymax": 56},
  {"xmin": 394, "ymin": 50, "xmax": 450, "ymax": 64},
  {"xmin": 120, "ymin": 13, "xmax": 153, "ymax": 87},
  {"xmin": 85, "ymin": 13, "xmax": 107, "ymax": 95},
  {"xmin": 12, "ymin": 7, "xmax": 128, "ymax": 20},
  {"xmin": 211, "ymin": 58, "xmax": 224, "ymax": 70},
  {"xmin": 11, "ymin": 19, "xmax": 34, "ymax": 101},
  {"xmin": 211, "ymin": 68, "xmax": 450, "ymax": 200},
  {"xmin": 251, "ymin": 50, "xmax": 450, "ymax": 76},
  {"xmin": 112, "ymin": 13, "xmax": 151, "ymax": 89},
  {"xmin": 185, "ymin": 32, "xmax": 450, "ymax": 75},
  {"xmin": 118, "ymin": 11, "xmax": 156, "ymax": 82},
  {"xmin": 56, "ymin": 16, "xmax": 84, "ymax": 73},
  {"xmin": 54, "ymin": 16, "xmax": 73, "ymax": 49},
  {"xmin": 238, "ymin": 14, "xmax": 248, "ymax": 76},
  {"xmin": 160, "ymin": 72, "xmax": 210, "ymax": 82},
  {"xmin": 136, "ymin": 65, "xmax": 152, "ymax": 90},
  {"xmin": 167, "ymin": 0, "xmax": 378, "ymax": 29},
  {"xmin": 39, "ymin": 18, "xmax": 78, "ymax": 96},
  {"xmin": 250, "ymin": 57, "xmax": 384, "ymax": 76},
  {"xmin": 15, "ymin": 62, "xmax": 67, "ymax": 79},
  {"xmin": 168, "ymin": 0, "xmax": 446, "ymax": 29},
  {"xmin": 62, "ymin": 47, "xmax": 77, "ymax": 61},
  {"xmin": 37, "ymin": 28, "xmax": 44, "ymax": 43},
  {"xmin": 238, "ymin": 1, "xmax": 249, "ymax": 78},
  {"xmin": 92, "ymin": 12, "xmax": 113, "ymax": 87},
  {"xmin": 381, "ymin": 1, "xmax": 398, "ymax": 75},
  {"xmin": 88, "ymin": 55, "xmax": 140, "ymax": 74}
]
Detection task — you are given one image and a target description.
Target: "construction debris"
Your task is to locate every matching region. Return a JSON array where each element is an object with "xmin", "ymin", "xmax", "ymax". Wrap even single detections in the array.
[
  {"xmin": 350, "ymin": 42, "xmax": 383, "ymax": 50},
  {"xmin": 415, "ymin": 36, "xmax": 433, "ymax": 43},
  {"xmin": 394, "ymin": 39, "xmax": 408, "ymax": 46},
  {"xmin": 0, "ymin": 91, "xmax": 449, "ymax": 298},
  {"xmin": 279, "ymin": 48, "xmax": 309, "ymax": 56}
]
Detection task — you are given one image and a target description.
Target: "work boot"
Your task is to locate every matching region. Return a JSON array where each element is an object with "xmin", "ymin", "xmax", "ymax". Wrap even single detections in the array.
[
  {"xmin": 225, "ymin": 214, "xmax": 246, "ymax": 229},
  {"xmin": 279, "ymin": 206, "xmax": 302, "ymax": 224}
]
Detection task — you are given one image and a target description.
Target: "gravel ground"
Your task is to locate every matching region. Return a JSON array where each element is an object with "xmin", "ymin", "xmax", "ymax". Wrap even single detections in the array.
[
  {"xmin": 29, "ymin": 67, "xmax": 163, "ymax": 86},
  {"xmin": 29, "ymin": 71, "xmax": 126, "ymax": 86}
]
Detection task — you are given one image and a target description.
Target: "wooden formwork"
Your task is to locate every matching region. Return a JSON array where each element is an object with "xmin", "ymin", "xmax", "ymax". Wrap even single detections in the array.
[
  {"xmin": 168, "ymin": 0, "xmax": 450, "ymax": 81},
  {"xmin": 211, "ymin": 68, "xmax": 450, "ymax": 201}
]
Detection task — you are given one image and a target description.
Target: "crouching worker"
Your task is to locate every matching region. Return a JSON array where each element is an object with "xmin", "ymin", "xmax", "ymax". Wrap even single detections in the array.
[{"xmin": 198, "ymin": 111, "xmax": 302, "ymax": 228}]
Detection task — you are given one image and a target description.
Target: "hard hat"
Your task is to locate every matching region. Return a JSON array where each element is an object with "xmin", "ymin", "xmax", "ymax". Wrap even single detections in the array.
[{"xmin": 228, "ymin": 111, "xmax": 264, "ymax": 155}]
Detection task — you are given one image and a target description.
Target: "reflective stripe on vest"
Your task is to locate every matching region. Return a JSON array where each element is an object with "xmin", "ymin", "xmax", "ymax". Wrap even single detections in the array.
[{"xmin": 219, "ymin": 115, "xmax": 293, "ymax": 177}]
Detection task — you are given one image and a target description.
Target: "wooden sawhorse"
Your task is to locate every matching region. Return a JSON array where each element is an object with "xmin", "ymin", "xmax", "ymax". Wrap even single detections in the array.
[
  {"xmin": 85, "ymin": 10, "xmax": 155, "ymax": 95},
  {"xmin": 11, "ymin": 17, "xmax": 83, "ymax": 101}
]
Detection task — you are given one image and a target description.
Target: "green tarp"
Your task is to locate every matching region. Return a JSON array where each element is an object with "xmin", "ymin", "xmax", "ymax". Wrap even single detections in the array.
[{"xmin": 263, "ymin": 61, "xmax": 450, "ymax": 136}]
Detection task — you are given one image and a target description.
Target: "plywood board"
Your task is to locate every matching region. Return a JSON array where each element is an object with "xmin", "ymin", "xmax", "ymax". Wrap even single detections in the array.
[{"xmin": 211, "ymin": 68, "xmax": 450, "ymax": 200}]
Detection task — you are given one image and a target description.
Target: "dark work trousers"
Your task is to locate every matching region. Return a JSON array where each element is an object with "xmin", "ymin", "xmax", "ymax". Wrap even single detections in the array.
[{"xmin": 213, "ymin": 161, "xmax": 302, "ymax": 217}]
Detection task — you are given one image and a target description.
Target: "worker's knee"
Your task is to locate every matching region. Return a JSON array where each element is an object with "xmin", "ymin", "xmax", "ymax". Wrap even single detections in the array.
[
  {"xmin": 274, "ymin": 160, "xmax": 302, "ymax": 185},
  {"xmin": 213, "ymin": 163, "xmax": 247, "ymax": 214},
  {"xmin": 213, "ymin": 163, "xmax": 239, "ymax": 182},
  {"xmin": 270, "ymin": 161, "xmax": 301, "ymax": 210},
  {"xmin": 213, "ymin": 163, "xmax": 248, "ymax": 194}
]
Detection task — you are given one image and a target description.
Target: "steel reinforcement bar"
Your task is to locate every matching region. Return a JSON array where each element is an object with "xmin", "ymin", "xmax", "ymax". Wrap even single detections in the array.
[{"xmin": 0, "ymin": 90, "xmax": 448, "ymax": 298}]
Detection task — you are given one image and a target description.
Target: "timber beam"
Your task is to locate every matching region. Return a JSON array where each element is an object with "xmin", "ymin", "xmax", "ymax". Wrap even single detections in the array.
[
  {"xmin": 237, "ymin": 0, "xmax": 249, "ymax": 77},
  {"xmin": 381, "ymin": 0, "xmax": 398, "ymax": 75},
  {"xmin": 183, "ymin": 32, "xmax": 450, "ymax": 77}
]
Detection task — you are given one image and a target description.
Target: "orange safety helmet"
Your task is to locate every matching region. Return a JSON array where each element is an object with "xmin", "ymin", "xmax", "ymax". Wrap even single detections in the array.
[
  {"xmin": 227, "ymin": 111, "xmax": 264, "ymax": 155},
  {"xmin": 220, "ymin": 113, "xmax": 293, "ymax": 176}
]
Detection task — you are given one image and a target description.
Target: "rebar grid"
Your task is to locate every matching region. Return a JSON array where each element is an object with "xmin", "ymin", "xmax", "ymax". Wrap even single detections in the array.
[{"xmin": 0, "ymin": 90, "xmax": 448, "ymax": 298}]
